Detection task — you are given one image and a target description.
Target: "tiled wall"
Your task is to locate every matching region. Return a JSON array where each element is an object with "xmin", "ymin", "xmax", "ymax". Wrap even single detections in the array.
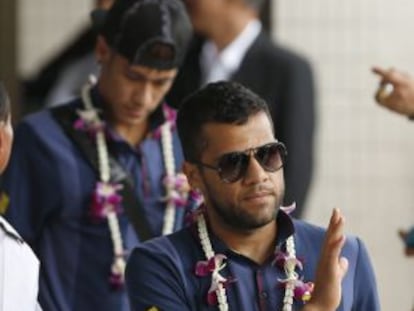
[{"xmin": 275, "ymin": 0, "xmax": 414, "ymax": 309}]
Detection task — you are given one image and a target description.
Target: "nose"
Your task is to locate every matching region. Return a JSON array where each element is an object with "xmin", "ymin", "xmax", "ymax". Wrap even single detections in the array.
[
  {"xmin": 243, "ymin": 154, "xmax": 269, "ymax": 185},
  {"xmin": 132, "ymin": 83, "xmax": 153, "ymax": 107}
]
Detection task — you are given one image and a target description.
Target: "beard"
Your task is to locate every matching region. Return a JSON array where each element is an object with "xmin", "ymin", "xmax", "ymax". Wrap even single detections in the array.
[{"xmin": 203, "ymin": 181, "xmax": 284, "ymax": 231}]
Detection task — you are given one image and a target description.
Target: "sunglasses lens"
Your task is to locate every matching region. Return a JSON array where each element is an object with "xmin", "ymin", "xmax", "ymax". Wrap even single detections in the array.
[
  {"xmin": 256, "ymin": 143, "xmax": 286, "ymax": 172},
  {"xmin": 218, "ymin": 152, "xmax": 248, "ymax": 183},
  {"xmin": 215, "ymin": 142, "xmax": 287, "ymax": 183}
]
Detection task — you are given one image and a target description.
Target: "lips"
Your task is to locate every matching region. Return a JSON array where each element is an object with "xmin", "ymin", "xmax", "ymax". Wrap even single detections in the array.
[
  {"xmin": 124, "ymin": 107, "xmax": 144, "ymax": 118},
  {"xmin": 243, "ymin": 191, "xmax": 273, "ymax": 201}
]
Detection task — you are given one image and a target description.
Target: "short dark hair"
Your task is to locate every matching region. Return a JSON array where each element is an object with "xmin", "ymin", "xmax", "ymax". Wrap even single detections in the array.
[
  {"xmin": 177, "ymin": 81, "xmax": 273, "ymax": 162},
  {"xmin": 0, "ymin": 83, "xmax": 11, "ymax": 122}
]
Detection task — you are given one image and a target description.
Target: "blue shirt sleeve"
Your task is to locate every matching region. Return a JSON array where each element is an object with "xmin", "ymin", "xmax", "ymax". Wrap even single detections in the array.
[
  {"xmin": 3, "ymin": 120, "xmax": 61, "ymax": 245},
  {"xmin": 125, "ymin": 239, "xmax": 193, "ymax": 311},
  {"xmin": 351, "ymin": 238, "xmax": 381, "ymax": 311}
]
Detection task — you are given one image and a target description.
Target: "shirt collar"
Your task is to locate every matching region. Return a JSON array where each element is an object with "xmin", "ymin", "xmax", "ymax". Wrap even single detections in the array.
[{"xmin": 200, "ymin": 19, "xmax": 262, "ymax": 83}]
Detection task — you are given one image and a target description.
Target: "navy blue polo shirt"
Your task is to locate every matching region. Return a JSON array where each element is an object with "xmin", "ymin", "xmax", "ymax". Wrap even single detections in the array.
[
  {"xmin": 3, "ymin": 88, "xmax": 186, "ymax": 311},
  {"xmin": 126, "ymin": 211, "xmax": 381, "ymax": 311}
]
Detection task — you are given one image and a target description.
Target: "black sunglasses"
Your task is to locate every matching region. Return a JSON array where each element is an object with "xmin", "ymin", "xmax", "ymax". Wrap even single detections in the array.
[{"xmin": 193, "ymin": 142, "xmax": 287, "ymax": 183}]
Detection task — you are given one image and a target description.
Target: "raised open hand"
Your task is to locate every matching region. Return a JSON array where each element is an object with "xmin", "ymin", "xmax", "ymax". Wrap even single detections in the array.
[{"xmin": 303, "ymin": 208, "xmax": 349, "ymax": 311}]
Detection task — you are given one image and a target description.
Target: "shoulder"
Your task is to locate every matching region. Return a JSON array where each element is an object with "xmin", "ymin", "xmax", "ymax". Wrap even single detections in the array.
[
  {"xmin": 126, "ymin": 227, "xmax": 200, "ymax": 290},
  {"xmin": 16, "ymin": 101, "xmax": 78, "ymax": 134},
  {"xmin": 127, "ymin": 227, "xmax": 201, "ymax": 283},
  {"xmin": 129, "ymin": 227, "xmax": 198, "ymax": 264},
  {"xmin": 25, "ymin": 99, "xmax": 81, "ymax": 126},
  {"xmin": 14, "ymin": 100, "xmax": 82, "ymax": 147},
  {"xmin": 250, "ymin": 32, "xmax": 312, "ymax": 70},
  {"xmin": 341, "ymin": 234, "xmax": 375, "ymax": 272},
  {"xmin": 293, "ymin": 219, "xmax": 326, "ymax": 241},
  {"xmin": 126, "ymin": 228, "xmax": 201, "ymax": 310},
  {"xmin": 293, "ymin": 219, "xmax": 368, "ymax": 259}
]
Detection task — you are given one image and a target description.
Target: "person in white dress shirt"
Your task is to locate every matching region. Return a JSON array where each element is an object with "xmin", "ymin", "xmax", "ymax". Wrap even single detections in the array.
[{"xmin": 0, "ymin": 82, "xmax": 41, "ymax": 311}]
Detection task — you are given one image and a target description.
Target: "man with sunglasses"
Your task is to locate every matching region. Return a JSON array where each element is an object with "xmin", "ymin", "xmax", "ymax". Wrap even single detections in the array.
[
  {"xmin": 167, "ymin": 0, "xmax": 315, "ymax": 219},
  {"xmin": 126, "ymin": 81, "xmax": 380, "ymax": 311}
]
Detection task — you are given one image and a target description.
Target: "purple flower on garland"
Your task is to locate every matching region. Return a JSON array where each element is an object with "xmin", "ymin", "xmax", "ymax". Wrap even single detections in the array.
[
  {"xmin": 163, "ymin": 173, "xmax": 188, "ymax": 191},
  {"xmin": 273, "ymin": 250, "xmax": 303, "ymax": 270},
  {"xmin": 277, "ymin": 278, "xmax": 314, "ymax": 303},
  {"xmin": 162, "ymin": 173, "xmax": 198, "ymax": 210},
  {"xmin": 187, "ymin": 190, "xmax": 204, "ymax": 211},
  {"xmin": 90, "ymin": 182, "xmax": 123, "ymax": 221},
  {"xmin": 108, "ymin": 254, "xmax": 126, "ymax": 290},
  {"xmin": 109, "ymin": 270, "xmax": 124, "ymax": 290},
  {"xmin": 195, "ymin": 254, "xmax": 235, "ymax": 306},
  {"xmin": 74, "ymin": 108, "xmax": 105, "ymax": 135},
  {"xmin": 293, "ymin": 280, "xmax": 314, "ymax": 302},
  {"xmin": 184, "ymin": 201, "xmax": 205, "ymax": 226},
  {"xmin": 152, "ymin": 104, "xmax": 177, "ymax": 139},
  {"xmin": 280, "ymin": 202, "xmax": 297, "ymax": 215},
  {"xmin": 195, "ymin": 254, "xmax": 226, "ymax": 276},
  {"xmin": 273, "ymin": 249, "xmax": 314, "ymax": 304}
]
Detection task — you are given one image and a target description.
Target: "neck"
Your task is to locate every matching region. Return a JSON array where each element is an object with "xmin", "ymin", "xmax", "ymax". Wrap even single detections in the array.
[
  {"xmin": 207, "ymin": 210, "xmax": 277, "ymax": 264},
  {"xmin": 208, "ymin": 13, "xmax": 257, "ymax": 51},
  {"xmin": 112, "ymin": 121, "xmax": 149, "ymax": 146}
]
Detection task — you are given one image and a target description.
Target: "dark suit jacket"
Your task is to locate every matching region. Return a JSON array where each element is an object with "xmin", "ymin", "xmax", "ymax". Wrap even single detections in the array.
[{"xmin": 167, "ymin": 32, "xmax": 315, "ymax": 217}]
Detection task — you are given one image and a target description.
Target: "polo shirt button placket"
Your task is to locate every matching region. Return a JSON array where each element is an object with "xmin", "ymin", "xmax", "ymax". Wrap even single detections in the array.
[{"xmin": 260, "ymin": 291, "xmax": 268, "ymax": 300}]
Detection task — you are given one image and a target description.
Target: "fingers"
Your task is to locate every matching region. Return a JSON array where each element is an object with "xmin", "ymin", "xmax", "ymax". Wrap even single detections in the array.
[
  {"xmin": 338, "ymin": 257, "xmax": 349, "ymax": 278},
  {"xmin": 321, "ymin": 208, "xmax": 349, "ymax": 283},
  {"xmin": 328, "ymin": 209, "xmax": 349, "ymax": 279},
  {"xmin": 405, "ymin": 247, "xmax": 414, "ymax": 256},
  {"xmin": 375, "ymin": 83, "xmax": 394, "ymax": 106},
  {"xmin": 372, "ymin": 66, "xmax": 395, "ymax": 83},
  {"xmin": 372, "ymin": 66, "xmax": 407, "ymax": 85},
  {"xmin": 323, "ymin": 208, "xmax": 346, "ymax": 260},
  {"xmin": 373, "ymin": 67, "xmax": 398, "ymax": 106},
  {"xmin": 372, "ymin": 66, "xmax": 388, "ymax": 78},
  {"xmin": 307, "ymin": 208, "xmax": 348, "ymax": 311}
]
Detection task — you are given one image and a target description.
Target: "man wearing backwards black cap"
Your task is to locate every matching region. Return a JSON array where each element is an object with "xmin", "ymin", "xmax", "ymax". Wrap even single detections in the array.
[{"xmin": 2, "ymin": 0, "xmax": 193, "ymax": 310}]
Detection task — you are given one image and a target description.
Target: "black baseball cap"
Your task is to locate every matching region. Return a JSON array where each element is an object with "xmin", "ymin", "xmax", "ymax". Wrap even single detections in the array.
[{"xmin": 98, "ymin": 0, "xmax": 192, "ymax": 70}]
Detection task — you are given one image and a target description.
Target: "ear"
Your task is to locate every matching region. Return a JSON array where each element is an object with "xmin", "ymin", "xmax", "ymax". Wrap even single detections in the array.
[
  {"xmin": 0, "ymin": 122, "xmax": 11, "ymax": 173},
  {"xmin": 95, "ymin": 35, "xmax": 111, "ymax": 64},
  {"xmin": 183, "ymin": 161, "xmax": 204, "ymax": 191},
  {"xmin": 0, "ymin": 124, "xmax": 5, "ymax": 155}
]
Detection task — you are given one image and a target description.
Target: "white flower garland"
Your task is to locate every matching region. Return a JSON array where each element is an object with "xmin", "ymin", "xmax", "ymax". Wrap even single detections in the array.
[
  {"xmin": 80, "ymin": 78, "xmax": 179, "ymax": 283},
  {"xmin": 282, "ymin": 236, "xmax": 297, "ymax": 311},
  {"xmin": 81, "ymin": 82, "xmax": 126, "ymax": 282},
  {"xmin": 160, "ymin": 121, "xmax": 176, "ymax": 235},
  {"xmin": 197, "ymin": 214, "xmax": 229, "ymax": 311},
  {"xmin": 196, "ymin": 213, "xmax": 298, "ymax": 311}
]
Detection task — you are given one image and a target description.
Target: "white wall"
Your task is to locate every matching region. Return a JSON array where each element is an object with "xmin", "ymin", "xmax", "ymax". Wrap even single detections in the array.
[
  {"xmin": 18, "ymin": 0, "xmax": 92, "ymax": 77},
  {"xmin": 274, "ymin": 0, "xmax": 414, "ymax": 310}
]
